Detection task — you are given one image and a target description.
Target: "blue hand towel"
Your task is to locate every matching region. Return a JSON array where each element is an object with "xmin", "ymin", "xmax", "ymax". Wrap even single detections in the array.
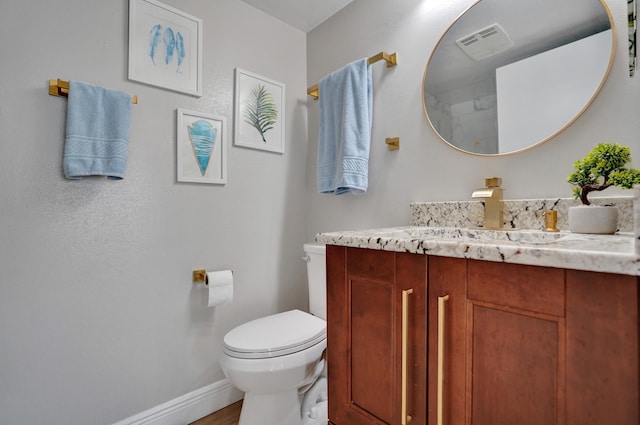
[
  {"xmin": 317, "ymin": 58, "xmax": 373, "ymax": 195},
  {"xmin": 63, "ymin": 81, "xmax": 133, "ymax": 180}
]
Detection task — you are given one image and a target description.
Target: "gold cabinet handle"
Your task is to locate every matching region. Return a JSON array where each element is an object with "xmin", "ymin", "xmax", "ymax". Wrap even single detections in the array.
[
  {"xmin": 401, "ymin": 289, "xmax": 414, "ymax": 425},
  {"xmin": 437, "ymin": 295, "xmax": 450, "ymax": 425}
]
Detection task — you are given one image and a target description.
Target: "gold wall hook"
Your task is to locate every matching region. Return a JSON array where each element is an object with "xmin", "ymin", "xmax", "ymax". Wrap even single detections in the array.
[{"xmin": 385, "ymin": 137, "xmax": 400, "ymax": 151}]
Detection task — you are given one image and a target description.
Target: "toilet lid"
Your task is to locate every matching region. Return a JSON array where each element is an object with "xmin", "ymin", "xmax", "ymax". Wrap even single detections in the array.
[{"xmin": 223, "ymin": 310, "xmax": 326, "ymax": 359}]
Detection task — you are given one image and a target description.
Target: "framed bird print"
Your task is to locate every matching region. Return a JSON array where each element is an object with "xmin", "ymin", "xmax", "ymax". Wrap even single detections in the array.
[
  {"xmin": 177, "ymin": 109, "xmax": 227, "ymax": 184},
  {"xmin": 128, "ymin": 0, "xmax": 203, "ymax": 96},
  {"xmin": 234, "ymin": 68, "xmax": 285, "ymax": 154}
]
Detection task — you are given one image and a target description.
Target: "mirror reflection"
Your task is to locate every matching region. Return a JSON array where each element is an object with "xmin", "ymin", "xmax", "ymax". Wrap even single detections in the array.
[{"xmin": 423, "ymin": 0, "xmax": 614, "ymax": 155}]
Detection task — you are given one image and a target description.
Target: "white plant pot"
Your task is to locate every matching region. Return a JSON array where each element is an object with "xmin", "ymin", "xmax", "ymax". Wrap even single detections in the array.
[{"xmin": 568, "ymin": 205, "xmax": 619, "ymax": 234}]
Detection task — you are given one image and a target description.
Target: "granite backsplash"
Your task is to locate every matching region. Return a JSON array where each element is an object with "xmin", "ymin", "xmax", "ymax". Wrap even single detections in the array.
[{"xmin": 410, "ymin": 196, "xmax": 634, "ymax": 232}]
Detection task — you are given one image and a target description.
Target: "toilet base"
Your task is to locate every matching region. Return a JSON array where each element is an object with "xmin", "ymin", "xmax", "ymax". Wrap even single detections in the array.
[
  {"xmin": 301, "ymin": 376, "xmax": 328, "ymax": 425},
  {"xmin": 301, "ymin": 400, "xmax": 328, "ymax": 425},
  {"xmin": 239, "ymin": 390, "xmax": 301, "ymax": 425}
]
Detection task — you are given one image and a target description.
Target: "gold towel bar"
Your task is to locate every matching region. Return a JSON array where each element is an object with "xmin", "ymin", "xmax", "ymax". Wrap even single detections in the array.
[
  {"xmin": 306, "ymin": 85, "xmax": 321, "ymax": 100},
  {"xmin": 49, "ymin": 79, "xmax": 138, "ymax": 104},
  {"xmin": 307, "ymin": 51, "xmax": 397, "ymax": 100}
]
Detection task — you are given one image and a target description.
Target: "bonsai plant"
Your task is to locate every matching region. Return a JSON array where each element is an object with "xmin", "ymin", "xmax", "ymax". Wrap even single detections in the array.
[
  {"xmin": 567, "ymin": 142, "xmax": 640, "ymax": 233},
  {"xmin": 568, "ymin": 142, "xmax": 640, "ymax": 205}
]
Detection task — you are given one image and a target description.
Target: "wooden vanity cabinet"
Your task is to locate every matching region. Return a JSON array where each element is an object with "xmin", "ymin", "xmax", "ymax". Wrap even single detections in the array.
[
  {"xmin": 326, "ymin": 245, "xmax": 427, "ymax": 425},
  {"xmin": 428, "ymin": 256, "xmax": 639, "ymax": 425}
]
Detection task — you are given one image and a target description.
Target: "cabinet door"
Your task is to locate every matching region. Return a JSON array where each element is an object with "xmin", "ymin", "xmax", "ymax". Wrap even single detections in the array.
[
  {"xmin": 467, "ymin": 260, "xmax": 565, "ymax": 425},
  {"xmin": 429, "ymin": 258, "xmax": 566, "ymax": 425},
  {"xmin": 566, "ymin": 270, "xmax": 639, "ymax": 425},
  {"xmin": 428, "ymin": 256, "xmax": 467, "ymax": 425},
  {"xmin": 397, "ymin": 251, "xmax": 427, "ymax": 425},
  {"xmin": 327, "ymin": 246, "xmax": 426, "ymax": 425},
  {"xmin": 428, "ymin": 256, "xmax": 639, "ymax": 425}
]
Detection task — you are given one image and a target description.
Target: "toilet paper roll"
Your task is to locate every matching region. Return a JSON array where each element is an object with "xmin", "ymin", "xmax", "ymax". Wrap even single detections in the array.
[{"xmin": 206, "ymin": 270, "xmax": 234, "ymax": 307}]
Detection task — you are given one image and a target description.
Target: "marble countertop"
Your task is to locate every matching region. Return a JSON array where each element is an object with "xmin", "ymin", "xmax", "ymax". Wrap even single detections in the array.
[{"xmin": 316, "ymin": 226, "xmax": 640, "ymax": 276}]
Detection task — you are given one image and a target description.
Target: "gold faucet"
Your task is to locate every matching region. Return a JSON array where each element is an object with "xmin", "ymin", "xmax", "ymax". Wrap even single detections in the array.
[{"xmin": 472, "ymin": 177, "xmax": 504, "ymax": 229}]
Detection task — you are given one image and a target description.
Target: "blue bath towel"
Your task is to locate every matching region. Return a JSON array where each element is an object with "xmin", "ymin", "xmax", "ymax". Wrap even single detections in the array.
[
  {"xmin": 63, "ymin": 81, "xmax": 133, "ymax": 180},
  {"xmin": 317, "ymin": 58, "xmax": 373, "ymax": 195}
]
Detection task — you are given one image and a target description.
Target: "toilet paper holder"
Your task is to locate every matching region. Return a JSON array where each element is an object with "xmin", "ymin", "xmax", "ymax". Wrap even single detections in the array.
[
  {"xmin": 193, "ymin": 269, "xmax": 208, "ymax": 284},
  {"xmin": 193, "ymin": 269, "xmax": 234, "ymax": 284}
]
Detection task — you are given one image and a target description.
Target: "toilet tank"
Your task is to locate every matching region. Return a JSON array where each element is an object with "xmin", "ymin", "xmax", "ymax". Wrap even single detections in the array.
[{"xmin": 303, "ymin": 243, "xmax": 326, "ymax": 320}]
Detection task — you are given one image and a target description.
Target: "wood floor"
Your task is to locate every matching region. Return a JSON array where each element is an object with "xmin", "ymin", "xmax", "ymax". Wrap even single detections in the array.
[{"xmin": 189, "ymin": 400, "xmax": 242, "ymax": 425}]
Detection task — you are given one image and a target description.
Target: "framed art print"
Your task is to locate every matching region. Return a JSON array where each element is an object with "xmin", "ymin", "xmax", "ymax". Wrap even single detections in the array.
[
  {"xmin": 234, "ymin": 68, "xmax": 285, "ymax": 154},
  {"xmin": 129, "ymin": 0, "xmax": 203, "ymax": 96},
  {"xmin": 177, "ymin": 109, "xmax": 227, "ymax": 184}
]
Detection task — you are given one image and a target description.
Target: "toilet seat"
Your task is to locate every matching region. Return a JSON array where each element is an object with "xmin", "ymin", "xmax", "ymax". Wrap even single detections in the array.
[{"xmin": 224, "ymin": 309, "xmax": 326, "ymax": 359}]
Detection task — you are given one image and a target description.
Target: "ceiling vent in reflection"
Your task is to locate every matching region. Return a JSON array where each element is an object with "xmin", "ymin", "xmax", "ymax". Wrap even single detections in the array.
[{"xmin": 456, "ymin": 23, "xmax": 513, "ymax": 61}]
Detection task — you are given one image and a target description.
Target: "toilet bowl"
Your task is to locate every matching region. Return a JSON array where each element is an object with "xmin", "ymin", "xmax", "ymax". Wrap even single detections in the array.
[
  {"xmin": 219, "ymin": 243, "xmax": 327, "ymax": 425},
  {"xmin": 220, "ymin": 310, "xmax": 326, "ymax": 425}
]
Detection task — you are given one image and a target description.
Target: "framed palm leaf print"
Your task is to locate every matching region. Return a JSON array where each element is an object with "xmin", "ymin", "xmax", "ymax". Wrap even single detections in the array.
[{"xmin": 234, "ymin": 68, "xmax": 285, "ymax": 154}]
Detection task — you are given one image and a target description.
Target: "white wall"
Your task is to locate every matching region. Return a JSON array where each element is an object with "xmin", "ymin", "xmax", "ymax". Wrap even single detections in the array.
[
  {"xmin": 0, "ymin": 1, "xmax": 307, "ymax": 424},
  {"xmin": 306, "ymin": 0, "xmax": 640, "ymax": 239}
]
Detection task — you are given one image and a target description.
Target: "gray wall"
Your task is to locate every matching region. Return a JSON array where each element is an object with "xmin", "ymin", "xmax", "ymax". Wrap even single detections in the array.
[
  {"xmin": 0, "ymin": 1, "xmax": 307, "ymax": 424},
  {"xmin": 306, "ymin": 0, "xmax": 640, "ymax": 237}
]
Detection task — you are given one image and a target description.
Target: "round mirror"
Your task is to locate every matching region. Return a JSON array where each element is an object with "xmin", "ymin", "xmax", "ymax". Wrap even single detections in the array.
[{"xmin": 423, "ymin": 0, "xmax": 615, "ymax": 155}]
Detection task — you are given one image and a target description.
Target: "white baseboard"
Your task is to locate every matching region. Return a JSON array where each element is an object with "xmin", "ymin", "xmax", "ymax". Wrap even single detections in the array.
[{"xmin": 112, "ymin": 379, "xmax": 244, "ymax": 425}]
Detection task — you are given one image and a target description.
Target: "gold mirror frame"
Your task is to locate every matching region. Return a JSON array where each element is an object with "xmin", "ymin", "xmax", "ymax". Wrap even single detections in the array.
[{"xmin": 422, "ymin": 0, "xmax": 616, "ymax": 156}]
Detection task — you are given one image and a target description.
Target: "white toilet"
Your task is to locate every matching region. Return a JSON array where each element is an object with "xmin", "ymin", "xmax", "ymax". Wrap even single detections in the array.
[{"xmin": 219, "ymin": 243, "xmax": 328, "ymax": 425}]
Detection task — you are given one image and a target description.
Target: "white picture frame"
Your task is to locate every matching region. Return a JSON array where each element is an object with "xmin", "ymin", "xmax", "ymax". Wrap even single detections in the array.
[
  {"xmin": 234, "ymin": 68, "xmax": 285, "ymax": 154},
  {"xmin": 128, "ymin": 0, "xmax": 203, "ymax": 97},
  {"xmin": 177, "ymin": 109, "xmax": 227, "ymax": 184}
]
